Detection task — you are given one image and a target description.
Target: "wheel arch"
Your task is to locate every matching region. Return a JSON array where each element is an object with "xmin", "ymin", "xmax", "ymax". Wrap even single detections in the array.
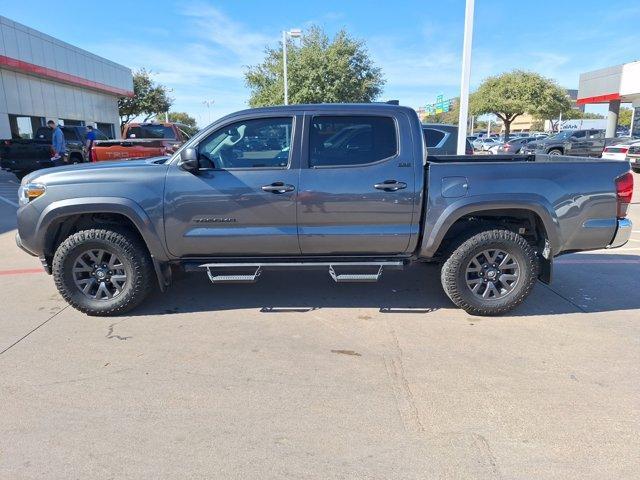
[
  {"xmin": 419, "ymin": 196, "xmax": 559, "ymax": 283},
  {"xmin": 36, "ymin": 198, "xmax": 170, "ymax": 289}
]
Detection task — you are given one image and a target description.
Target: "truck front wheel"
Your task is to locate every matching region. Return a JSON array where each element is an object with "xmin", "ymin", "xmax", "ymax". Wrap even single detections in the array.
[
  {"xmin": 440, "ymin": 229, "xmax": 538, "ymax": 316},
  {"xmin": 52, "ymin": 229, "xmax": 154, "ymax": 316}
]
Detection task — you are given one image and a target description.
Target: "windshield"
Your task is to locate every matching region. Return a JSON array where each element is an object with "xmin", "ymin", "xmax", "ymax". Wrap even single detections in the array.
[{"xmin": 126, "ymin": 125, "xmax": 176, "ymax": 139}]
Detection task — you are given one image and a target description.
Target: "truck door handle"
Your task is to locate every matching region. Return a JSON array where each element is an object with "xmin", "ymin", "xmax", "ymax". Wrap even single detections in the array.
[
  {"xmin": 261, "ymin": 182, "xmax": 295, "ymax": 193},
  {"xmin": 374, "ymin": 180, "xmax": 407, "ymax": 191}
]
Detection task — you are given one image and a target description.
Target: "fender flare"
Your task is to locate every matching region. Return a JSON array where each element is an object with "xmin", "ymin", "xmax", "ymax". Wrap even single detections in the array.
[
  {"xmin": 419, "ymin": 194, "xmax": 561, "ymax": 258},
  {"xmin": 35, "ymin": 197, "xmax": 169, "ymax": 262}
]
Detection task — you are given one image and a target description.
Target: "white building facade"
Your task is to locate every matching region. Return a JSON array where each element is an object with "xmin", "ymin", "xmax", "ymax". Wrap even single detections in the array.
[{"xmin": 0, "ymin": 15, "xmax": 132, "ymax": 140}]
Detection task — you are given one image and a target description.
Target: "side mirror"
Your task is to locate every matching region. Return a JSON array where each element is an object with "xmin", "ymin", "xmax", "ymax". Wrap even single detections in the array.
[{"xmin": 178, "ymin": 147, "xmax": 199, "ymax": 173}]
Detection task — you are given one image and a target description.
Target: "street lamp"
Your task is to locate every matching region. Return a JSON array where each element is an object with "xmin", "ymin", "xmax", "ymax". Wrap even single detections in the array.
[
  {"xmin": 282, "ymin": 28, "xmax": 302, "ymax": 105},
  {"xmin": 456, "ymin": 0, "xmax": 475, "ymax": 155},
  {"xmin": 202, "ymin": 99, "xmax": 215, "ymax": 124}
]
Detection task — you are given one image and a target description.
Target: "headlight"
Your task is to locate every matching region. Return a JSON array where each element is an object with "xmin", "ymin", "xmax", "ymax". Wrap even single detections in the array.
[{"xmin": 18, "ymin": 183, "xmax": 46, "ymax": 206}]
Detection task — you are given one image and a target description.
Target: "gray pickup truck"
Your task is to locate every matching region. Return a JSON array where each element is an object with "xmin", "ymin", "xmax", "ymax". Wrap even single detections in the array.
[{"xmin": 15, "ymin": 104, "xmax": 634, "ymax": 317}]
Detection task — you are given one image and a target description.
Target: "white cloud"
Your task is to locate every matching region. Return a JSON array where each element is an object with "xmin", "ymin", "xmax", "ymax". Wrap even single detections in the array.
[{"xmin": 182, "ymin": 2, "xmax": 276, "ymax": 62}]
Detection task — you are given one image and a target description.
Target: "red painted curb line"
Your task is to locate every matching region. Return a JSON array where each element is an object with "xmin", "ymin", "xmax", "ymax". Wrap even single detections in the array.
[{"xmin": 0, "ymin": 268, "xmax": 44, "ymax": 276}]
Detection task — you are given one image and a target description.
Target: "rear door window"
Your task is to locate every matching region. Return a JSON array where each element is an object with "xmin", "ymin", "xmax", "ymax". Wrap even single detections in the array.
[
  {"xmin": 423, "ymin": 128, "xmax": 447, "ymax": 147},
  {"xmin": 309, "ymin": 116, "xmax": 397, "ymax": 167}
]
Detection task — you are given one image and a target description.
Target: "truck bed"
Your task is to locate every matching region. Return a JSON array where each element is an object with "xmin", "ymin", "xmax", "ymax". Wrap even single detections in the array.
[{"xmin": 419, "ymin": 154, "xmax": 631, "ymax": 258}]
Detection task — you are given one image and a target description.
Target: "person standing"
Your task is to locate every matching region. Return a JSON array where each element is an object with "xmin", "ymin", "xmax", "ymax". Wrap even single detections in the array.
[
  {"xmin": 85, "ymin": 125, "xmax": 97, "ymax": 161},
  {"xmin": 47, "ymin": 120, "xmax": 66, "ymax": 164}
]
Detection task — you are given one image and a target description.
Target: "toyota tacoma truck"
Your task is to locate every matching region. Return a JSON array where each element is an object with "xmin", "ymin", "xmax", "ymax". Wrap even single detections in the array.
[
  {"xmin": 90, "ymin": 122, "xmax": 192, "ymax": 162},
  {"xmin": 15, "ymin": 104, "xmax": 634, "ymax": 316}
]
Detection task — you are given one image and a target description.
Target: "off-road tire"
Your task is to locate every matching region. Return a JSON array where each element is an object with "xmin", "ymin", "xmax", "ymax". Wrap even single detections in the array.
[
  {"xmin": 53, "ymin": 229, "xmax": 153, "ymax": 316},
  {"xmin": 440, "ymin": 229, "xmax": 538, "ymax": 316}
]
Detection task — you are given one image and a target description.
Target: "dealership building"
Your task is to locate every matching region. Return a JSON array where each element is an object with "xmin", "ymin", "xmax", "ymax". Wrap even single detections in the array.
[
  {"xmin": 578, "ymin": 60, "xmax": 640, "ymax": 137},
  {"xmin": 0, "ymin": 15, "xmax": 132, "ymax": 140}
]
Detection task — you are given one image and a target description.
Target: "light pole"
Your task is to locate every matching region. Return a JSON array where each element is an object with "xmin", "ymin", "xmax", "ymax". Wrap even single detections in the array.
[
  {"xmin": 202, "ymin": 99, "xmax": 215, "ymax": 124},
  {"xmin": 456, "ymin": 0, "xmax": 475, "ymax": 154},
  {"xmin": 282, "ymin": 28, "xmax": 302, "ymax": 105}
]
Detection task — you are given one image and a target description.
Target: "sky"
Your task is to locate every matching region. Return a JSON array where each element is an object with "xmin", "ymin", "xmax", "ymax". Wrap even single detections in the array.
[{"xmin": 4, "ymin": 0, "xmax": 640, "ymax": 125}]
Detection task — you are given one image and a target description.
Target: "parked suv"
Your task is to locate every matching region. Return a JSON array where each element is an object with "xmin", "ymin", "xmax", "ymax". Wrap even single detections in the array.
[
  {"xmin": 522, "ymin": 129, "xmax": 614, "ymax": 157},
  {"xmin": 422, "ymin": 124, "xmax": 473, "ymax": 155}
]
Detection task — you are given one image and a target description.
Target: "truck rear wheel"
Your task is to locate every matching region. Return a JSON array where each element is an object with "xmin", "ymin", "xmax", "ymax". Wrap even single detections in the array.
[
  {"xmin": 440, "ymin": 229, "xmax": 538, "ymax": 316},
  {"xmin": 52, "ymin": 229, "xmax": 153, "ymax": 316},
  {"xmin": 548, "ymin": 148, "xmax": 562, "ymax": 155}
]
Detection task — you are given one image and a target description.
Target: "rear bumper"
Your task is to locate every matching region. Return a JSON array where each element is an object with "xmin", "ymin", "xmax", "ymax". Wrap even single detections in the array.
[{"xmin": 608, "ymin": 218, "xmax": 632, "ymax": 248}]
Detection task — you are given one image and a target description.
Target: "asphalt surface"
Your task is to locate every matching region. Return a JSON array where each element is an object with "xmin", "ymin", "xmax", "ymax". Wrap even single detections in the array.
[{"xmin": 0, "ymin": 168, "xmax": 638, "ymax": 479}]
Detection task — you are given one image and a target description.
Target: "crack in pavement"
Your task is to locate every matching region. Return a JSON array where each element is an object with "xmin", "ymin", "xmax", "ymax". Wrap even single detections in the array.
[
  {"xmin": 0, "ymin": 305, "xmax": 69, "ymax": 356},
  {"xmin": 106, "ymin": 320, "xmax": 132, "ymax": 341},
  {"xmin": 539, "ymin": 283, "xmax": 588, "ymax": 313}
]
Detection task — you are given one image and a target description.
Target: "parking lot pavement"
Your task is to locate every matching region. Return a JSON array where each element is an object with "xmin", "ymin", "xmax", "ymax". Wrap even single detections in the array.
[{"xmin": 0, "ymin": 171, "xmax": 639, "ymax": 479}]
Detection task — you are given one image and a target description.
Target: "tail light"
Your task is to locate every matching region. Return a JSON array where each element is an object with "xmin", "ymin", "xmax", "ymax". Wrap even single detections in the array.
[
  {"xmin": 604, "ymin": 147, "xmax": 629, "ymax": 154},
  {"xmin": 615, "ymin": 172, "xmax": 633, "ymax": 217}
]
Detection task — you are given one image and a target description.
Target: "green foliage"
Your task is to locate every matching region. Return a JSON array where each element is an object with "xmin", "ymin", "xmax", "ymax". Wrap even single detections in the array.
[
  {"xmin": 155, "ymin": 112, "xmax": 199, "ymax": 135},
  {"xmin": 618, "ymin": 107, "xmax": 632, "ymax": 127},
  {"xmin": 562, "ymin": 110, "xmax": 604, "ymax": 120},
  {"xmin": 530, "ymin": 82, "xmax": 572, "ymax": 130},
  {"xmin": 119, "ymin": 69, "xmax": 173, "ymax": 128},
  {"xmin": 244, "ymin": 26, "xmax": 385, "ymax": 106},
  {"xmin": 470, "ymin": 70, "xmax": 565, "ymax": 138}
]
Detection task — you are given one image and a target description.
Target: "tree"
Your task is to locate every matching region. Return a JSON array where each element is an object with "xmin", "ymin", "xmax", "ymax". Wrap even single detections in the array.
[
  {"xmin": 245, "ymin": 26, "xmax": 384, "ymax": 106},
  {"xmin": 118, "ymin": 69, "xmax": 173, "ymax": 128},
  {"xmin": 619, "ymin": 107, "xmax": 633, "ymax": 128},
  {"xmin": 470, "ymin": 70, "xmax": 560, "ymax": 139},
  {"xmin": 530, "ymin": 82, "xmax": 572, "ymax": 132},
  {"xmin": 155, "ymin": 111, "xmax": 199, "ymax": 135}
]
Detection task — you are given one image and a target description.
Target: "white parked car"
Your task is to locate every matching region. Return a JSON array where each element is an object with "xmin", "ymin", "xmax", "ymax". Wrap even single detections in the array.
[
  {"xmin": 601, "ymin": 140, "xmax": 640, "ymax": 160},
  {"xmin": 473, "ymin": 137, "xmax": 502, "ymax": 151},
  {"xmin": 487, "ymin": 144, "xmax": 503, "ymax": 155}
]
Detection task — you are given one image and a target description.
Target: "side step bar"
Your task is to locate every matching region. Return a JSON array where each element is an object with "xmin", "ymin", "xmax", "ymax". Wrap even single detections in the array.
[
  {"xmin": 329, "ymin": 265, "xmax": 383, "ymax": 283},
  {"xmin": 198, "ymin": 261, "xmax": 405, "ymax": 284},
  {"xmin": 206, "ymin": 266, "xmax": 262, "ymax": 284}
]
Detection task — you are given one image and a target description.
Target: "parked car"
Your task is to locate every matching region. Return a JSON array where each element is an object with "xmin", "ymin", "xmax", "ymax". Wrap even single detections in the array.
[
  {"xmin": 627, "ymin": 144, "xmax": 640, "ymax": 173},
  {"xmin": 422, "ymin": 124, "xmax": 473, "ymax": 155},
  {"xmin": 521, "ymin": 129, "xmax": 620, "ymax": 157},
  {"xmin": 0, "ymin": 126, "xmax": 105, "ymax": 179},
  {"xmin": 602, "ymin": 140, "xmax": 640, "ymax": 161},
  {"xmin": 16, "ymin": 104, "xmax": 633, "ymax": 318},
  {"xmin": 473, "ymin": 137, "xmax": 502, "ymax": 151},
  {"xmin": 494, "ymin": 137, "xmax": 538, "ymax": 154},
  {"xmin": 91, "ymin": 122, "xmax": 192, "ymax": 162}
]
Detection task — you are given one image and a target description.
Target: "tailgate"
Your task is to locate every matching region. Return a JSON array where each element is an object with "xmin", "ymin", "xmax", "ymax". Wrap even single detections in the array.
[
  {"xmin": 92, "ymin": 139, "xmax": 167, "ymax": 161},
  {"xmin": 0, "ymin": 141, "xmax": 52, "ymax": 169}
]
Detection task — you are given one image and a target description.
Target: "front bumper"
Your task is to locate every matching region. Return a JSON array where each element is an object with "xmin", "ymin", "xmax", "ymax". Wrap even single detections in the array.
[
  {"xmin": 608, "ymin": 218, "xmax": 632, "ymax": 248},
  {"xmin": 16, "ymin": 233, "xmax": 51, "ymax": 273},
  {"xmin": 15, "ymin": 232, "xmax": 37, "ymax": 256}
]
